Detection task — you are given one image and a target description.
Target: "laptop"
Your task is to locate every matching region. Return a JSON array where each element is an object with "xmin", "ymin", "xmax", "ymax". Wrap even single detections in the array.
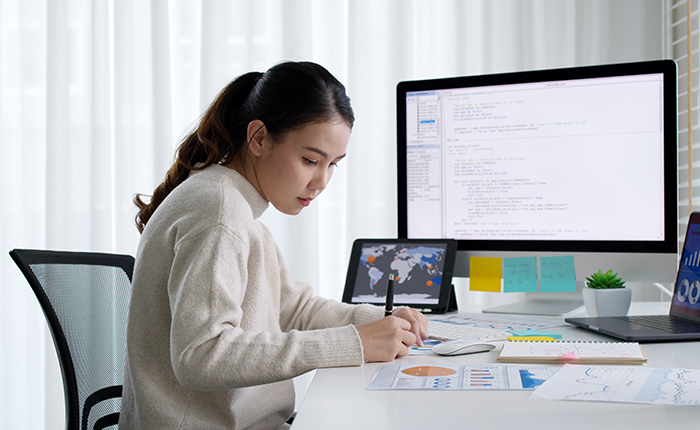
[{"xmin": 565, "ymin": 212, "xmax": 700, "ymax": 342}]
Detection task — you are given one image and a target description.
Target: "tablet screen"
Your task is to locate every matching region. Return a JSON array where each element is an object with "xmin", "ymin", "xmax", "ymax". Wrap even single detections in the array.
[{"xmin": 343, "ymin": 239, "xmax": 456, "ymax": 309}]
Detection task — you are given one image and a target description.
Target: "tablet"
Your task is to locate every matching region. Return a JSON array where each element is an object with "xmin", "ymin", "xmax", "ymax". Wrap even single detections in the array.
[{"xmin": 341, "ymin": 238, "xmax": 458, "ymax": 313}]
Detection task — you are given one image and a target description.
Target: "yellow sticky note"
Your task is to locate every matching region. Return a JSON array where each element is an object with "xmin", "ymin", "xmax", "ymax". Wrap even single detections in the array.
[{"xmin": 469, "ymin": 257, "xmax": 502, "ymax": 292}]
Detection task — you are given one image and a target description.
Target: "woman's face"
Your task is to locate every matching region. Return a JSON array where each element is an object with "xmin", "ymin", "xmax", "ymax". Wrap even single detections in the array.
[{"xmin": 248, "ymin": 119, "xmax": 351, "ymax": 215}]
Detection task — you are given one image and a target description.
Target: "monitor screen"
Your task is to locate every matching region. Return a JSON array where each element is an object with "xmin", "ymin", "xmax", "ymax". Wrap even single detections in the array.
[{"xmin": 397, "ymin": 60, "xmax": 678, "ymax": 284}]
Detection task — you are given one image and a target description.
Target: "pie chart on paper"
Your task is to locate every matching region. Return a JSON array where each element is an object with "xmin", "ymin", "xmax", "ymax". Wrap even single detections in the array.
[{"xmin": 401, "ymin": 366, "xmax": 457, "ymax": 377}]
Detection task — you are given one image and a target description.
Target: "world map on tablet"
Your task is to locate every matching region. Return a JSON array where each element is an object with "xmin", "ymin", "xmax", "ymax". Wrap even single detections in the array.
[{"xmin": 350, "ymin": 243, "xmax": 447, "ymax": 305}]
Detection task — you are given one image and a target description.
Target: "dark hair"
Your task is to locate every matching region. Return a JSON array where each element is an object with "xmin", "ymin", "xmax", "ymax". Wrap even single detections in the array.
[{"xmin": 134, "ymin": 61, "xmax": 354, "ymax": 233}]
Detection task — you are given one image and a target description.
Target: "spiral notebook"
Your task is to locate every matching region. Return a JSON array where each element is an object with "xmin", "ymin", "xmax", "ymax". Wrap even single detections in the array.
[{"xmin": 496, "ymin": 340, "xmax": 647, "ymax": 364}]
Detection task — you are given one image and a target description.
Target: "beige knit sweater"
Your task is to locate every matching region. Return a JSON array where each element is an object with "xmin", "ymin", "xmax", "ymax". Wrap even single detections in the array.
[{"xmin": 119, "ymin": 164, "xmax": 383, "ymax": 429}]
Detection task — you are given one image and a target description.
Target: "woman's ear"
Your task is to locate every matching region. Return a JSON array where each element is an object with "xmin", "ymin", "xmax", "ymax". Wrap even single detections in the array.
[{"xmin": 247, "ymin": 120, "xmax": 267, "ymax": 157}]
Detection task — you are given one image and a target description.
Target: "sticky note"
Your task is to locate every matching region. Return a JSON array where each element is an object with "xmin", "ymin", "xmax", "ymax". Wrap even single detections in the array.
[
  {"xmin": 507, "ymin": 336, "xmax": 557, "ymax": 342},
  {"xmin": 469, "ymin": 257, "xmax": 502, "ymax": 292},
  {"xmin": 558, "ymin": 352, "xmax": 580, "ymax": 360},
  {"xmin": 503, "ymin": 256, "xmax": 538, "ymax": 292},
  {"xmin": 539, "ymin": 255, "xmax": 576, "ymax": 292},
  {"xmin": 508, "ymin": 330, "xmax": 562, "ymax": 339}
]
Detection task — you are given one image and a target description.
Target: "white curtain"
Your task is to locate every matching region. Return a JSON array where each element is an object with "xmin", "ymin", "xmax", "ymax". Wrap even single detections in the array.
[{"xmin": 0, "ymin": 0, "xmax": 666, "ymax": 428}]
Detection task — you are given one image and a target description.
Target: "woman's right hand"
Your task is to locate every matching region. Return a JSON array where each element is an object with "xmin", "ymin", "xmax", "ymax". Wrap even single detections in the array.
[{"xmin": 355, "ymin": 317, "xmax": 417, "ymax": 362}]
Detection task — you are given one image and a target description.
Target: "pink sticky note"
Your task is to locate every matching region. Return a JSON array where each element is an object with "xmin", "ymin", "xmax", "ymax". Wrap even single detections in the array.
[{"xmin": 559, "ymin": 352, "xmax": 579, "ymax": 360}]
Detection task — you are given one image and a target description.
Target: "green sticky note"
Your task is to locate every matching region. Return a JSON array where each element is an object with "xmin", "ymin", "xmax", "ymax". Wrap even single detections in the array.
[
  {"xmin": 503, "ymin": 256, "xmax": 538, "ymax": 292},
  {"xmin": 540, "ymin": 255, "xmax": 576, "ymax": 292}
]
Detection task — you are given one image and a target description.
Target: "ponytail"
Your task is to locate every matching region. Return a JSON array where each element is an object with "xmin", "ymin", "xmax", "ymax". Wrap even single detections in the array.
[
  {"xmin": 134, "ymin": 61, "xmax": 354, "ymax": 233},
  {"xmin": 133, "ymin": 71, "xmax": 263, "ymax": 233}
]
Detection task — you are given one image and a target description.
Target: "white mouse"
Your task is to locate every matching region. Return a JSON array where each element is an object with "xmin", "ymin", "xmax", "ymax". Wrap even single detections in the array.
[{"xmin": 432, "ymin": 338, "xmax": 496, "ymax": 356}]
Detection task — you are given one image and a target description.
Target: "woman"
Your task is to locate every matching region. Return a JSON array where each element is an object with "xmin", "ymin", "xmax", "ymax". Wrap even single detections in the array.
[{"xmin": 120, "ymin": 61, "xmax": 427, "ymax": 429}]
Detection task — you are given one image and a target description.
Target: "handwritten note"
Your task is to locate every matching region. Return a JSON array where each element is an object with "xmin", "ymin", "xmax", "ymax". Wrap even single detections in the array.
[
  {"xmin": 469, "ymin": 257, "xmax": 502, "ymax": 292},
  {"xmin": 539, "ymin": 255, "xmax": 576, "ymax": 292},
  {"xmin": 503, "ymin": 256, "xmax": 538, "ymax": 292}
]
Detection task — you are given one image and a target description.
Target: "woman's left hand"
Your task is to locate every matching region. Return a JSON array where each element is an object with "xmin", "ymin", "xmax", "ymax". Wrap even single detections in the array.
[{"xmin": 390, "ymin": 307, "xmax": 428, "ymax": 346}]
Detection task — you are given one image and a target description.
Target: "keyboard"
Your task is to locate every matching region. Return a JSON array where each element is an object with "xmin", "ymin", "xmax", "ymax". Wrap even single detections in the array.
[
  {"xmin": 617, "ymin": 315, "xmax": 700, "ymax": 334},
  {"xmin": 428, "ymin": 320, "xmax": 510, "ymax": 342}
]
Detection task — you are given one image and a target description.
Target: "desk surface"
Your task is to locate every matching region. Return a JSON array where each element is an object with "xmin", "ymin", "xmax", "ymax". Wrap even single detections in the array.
[{"xmin": 292, "ymin": 302, "xmax": 700, "ymax": 430}]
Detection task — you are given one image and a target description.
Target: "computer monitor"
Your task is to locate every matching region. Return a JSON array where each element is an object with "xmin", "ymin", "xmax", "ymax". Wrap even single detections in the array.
[{"xmin": 396, "ymin": 60, "xmax": 678, "ymax": 315}]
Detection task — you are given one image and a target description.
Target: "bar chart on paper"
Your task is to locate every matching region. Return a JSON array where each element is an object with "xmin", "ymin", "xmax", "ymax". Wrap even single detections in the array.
[{"xmin": 367, "ymin": 364, "xmax": 560, "ymax": 391}]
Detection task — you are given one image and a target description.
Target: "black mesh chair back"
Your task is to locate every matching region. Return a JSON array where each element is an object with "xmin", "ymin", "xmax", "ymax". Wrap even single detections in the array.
[{"xmin": 9, "ymin": 249, "xmax": 134, "ymax": 430}]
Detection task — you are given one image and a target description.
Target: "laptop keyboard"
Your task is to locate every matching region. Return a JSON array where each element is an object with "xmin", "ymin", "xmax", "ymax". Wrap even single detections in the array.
[{"xmin": 617, "ymin": 315, "xmax": 700, "ymax": 334}]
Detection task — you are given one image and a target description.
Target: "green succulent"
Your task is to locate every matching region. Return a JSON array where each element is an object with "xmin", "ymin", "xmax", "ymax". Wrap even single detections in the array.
[{"xmin": 585, "ymin": 269, "xmax": 626, "ymax": 289}]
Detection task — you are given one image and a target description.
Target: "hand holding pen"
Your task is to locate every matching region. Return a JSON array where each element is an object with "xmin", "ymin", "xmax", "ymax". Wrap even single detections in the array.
[
  {"xmin": 385, "ymin": 273, "xmax": 427, "ymax": 346},
  {"xmin": 354, "ymin": 273, "xmax": 429, "ymax": 361}
]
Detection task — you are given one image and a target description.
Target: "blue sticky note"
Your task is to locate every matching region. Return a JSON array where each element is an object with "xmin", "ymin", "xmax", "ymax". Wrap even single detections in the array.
[
  {"xmin": 503, "ymin": 256, "xmax": 538, "ymax": 292},
  {"xmin": 539, "ymin": 255, "xmax": 576, "ymax": 292}
]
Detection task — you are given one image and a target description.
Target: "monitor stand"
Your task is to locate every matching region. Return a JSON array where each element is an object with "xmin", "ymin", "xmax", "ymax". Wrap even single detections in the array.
[{"xmin": 482, "ymin": 282, "xmax": 585, "ymax": 316}]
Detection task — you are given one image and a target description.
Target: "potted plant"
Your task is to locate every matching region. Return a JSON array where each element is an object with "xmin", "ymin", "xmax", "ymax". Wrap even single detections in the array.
[{"xmin": 582, "ymin": 269, "xmax": 632, "ymax": 317}]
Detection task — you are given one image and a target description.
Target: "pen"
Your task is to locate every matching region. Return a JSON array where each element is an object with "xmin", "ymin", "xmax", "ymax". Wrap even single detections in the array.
[{"xmin": 385, "ymin": 274, "xmax": 395, "ymax": 317}]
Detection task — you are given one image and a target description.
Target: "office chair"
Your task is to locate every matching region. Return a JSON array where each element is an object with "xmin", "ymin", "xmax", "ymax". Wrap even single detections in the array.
[{"xmin": 9, "ymin": 249, "xmax": 134, "ymax": 430}]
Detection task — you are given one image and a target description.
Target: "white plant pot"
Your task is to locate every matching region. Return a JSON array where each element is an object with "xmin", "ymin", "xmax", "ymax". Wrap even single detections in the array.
[{"xmin": 582, "ymin": 287, "xmax": 632, "ymax": 317}]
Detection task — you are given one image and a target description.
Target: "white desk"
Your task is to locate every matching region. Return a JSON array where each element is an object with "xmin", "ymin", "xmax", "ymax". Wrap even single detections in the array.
[{"xmin": 292, "ymin": 302, "xmax": 700, "ymax": 429}]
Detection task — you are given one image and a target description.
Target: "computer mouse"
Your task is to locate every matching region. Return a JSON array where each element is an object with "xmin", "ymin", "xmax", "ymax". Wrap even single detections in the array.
[{"xmin": 432, "ymin": 338, "xmax": 497, "ymax": 356}]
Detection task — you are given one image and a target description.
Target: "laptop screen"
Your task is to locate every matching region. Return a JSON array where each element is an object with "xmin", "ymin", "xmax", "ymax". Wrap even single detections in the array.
[{"xmin": 671, "ymin": 221, "xmax": 700, "ymax": 319}]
